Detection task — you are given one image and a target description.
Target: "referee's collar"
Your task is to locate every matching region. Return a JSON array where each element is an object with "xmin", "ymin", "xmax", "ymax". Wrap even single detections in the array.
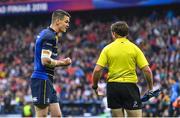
[
  {"xmin": 115, "ymin": 37, "xmax": 128, "ymax": 42},
  {"xmin": 48, "ymin": 27, "xmax": 58, "ymax": 35}
]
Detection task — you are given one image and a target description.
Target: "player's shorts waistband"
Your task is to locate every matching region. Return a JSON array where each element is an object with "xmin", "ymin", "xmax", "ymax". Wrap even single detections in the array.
[{"xmin": 31, "ymin": 71, "xmax": 54, "ymax": 82}]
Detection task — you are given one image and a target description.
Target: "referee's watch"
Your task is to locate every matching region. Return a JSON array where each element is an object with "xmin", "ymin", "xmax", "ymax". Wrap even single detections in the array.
[{"xmin": 92, "ymin": 85, "xmax": 98, "ymax": 90}]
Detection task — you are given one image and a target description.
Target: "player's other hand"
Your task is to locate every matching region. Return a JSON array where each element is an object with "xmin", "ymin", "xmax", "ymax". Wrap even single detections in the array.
[{"xmin": 61, "ymin": 57, "xmax": 72, "ymax": 66}]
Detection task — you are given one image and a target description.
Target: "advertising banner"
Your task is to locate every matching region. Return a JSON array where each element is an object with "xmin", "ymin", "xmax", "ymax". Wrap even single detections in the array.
[
  {"xmin": 0, "ymin": 0, "xmax": 179, "ymax": 14},
  {"xmin": 0, "ymin": 0, "xmax": 94, "ymax": 14},
  {"xmin": 93, "ymin": 0, "xmax": 180, "ymax": 9}
]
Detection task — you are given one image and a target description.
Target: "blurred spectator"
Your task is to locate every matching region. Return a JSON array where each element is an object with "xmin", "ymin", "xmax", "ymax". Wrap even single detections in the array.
[
  {"xmin": 22, "ymin": 102, "xmax": 33, "ymax": 117},
  {"xmin": 168, "ymin": 77, "xmax": 180, "ymax": 116}
]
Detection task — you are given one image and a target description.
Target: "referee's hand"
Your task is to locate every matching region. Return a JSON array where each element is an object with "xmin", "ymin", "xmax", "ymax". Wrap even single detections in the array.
[
  {"xmin": 141, "ymin": 89, "xmax": 162, "ymax": 102},
  {"xmin": 92, "ymin": 85, "xmax": 98, "ymax": 96}
]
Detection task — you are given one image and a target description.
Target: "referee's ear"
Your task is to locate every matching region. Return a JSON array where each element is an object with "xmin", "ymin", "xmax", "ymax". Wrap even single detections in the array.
[{"xmin": 111, "ymin": 32, "xmax": 116, "ymax": 39}]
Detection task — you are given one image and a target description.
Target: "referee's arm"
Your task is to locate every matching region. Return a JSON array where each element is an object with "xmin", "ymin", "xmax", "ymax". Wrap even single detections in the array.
[
  {"xmin": 92, "ymin": 65, "xmax": 104, "ymax": 90},
  {"xmin": 135, "ymin": 45, "xmax": 153, "ymax": 91},
  {"xmin": 141, "ymin": 65, "xmax": 153, "ymax": 90}
]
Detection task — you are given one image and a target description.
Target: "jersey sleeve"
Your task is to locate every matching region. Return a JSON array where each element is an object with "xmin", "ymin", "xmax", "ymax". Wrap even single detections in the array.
[
  {"xmin": 96, "ymin": 48, "xmax": 108, "ymax": 67},
  {"xmin": 42, "ymin": 34, "xmax": 55, "ymax": 51},
  {"xmin": 135, "ymin": 46, "xmax": 149, "ymax": 69}
]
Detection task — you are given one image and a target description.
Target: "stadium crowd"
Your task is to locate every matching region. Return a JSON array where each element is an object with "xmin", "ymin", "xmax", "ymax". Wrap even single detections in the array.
[{"xmin": 0, "ymin": 10, "xmax": 179, "ymax": 117}]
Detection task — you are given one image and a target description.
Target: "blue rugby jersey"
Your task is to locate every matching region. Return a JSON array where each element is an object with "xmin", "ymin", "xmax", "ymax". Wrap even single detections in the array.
[{"xmin": 31, "ymin": 27, "xmax": 58, "ymax": 80}]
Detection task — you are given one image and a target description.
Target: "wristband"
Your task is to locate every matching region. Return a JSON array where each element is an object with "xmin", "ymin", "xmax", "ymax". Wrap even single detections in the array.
[{"xmin": 92, "ymin": 85, "xmax": 98, "ymax": 90}]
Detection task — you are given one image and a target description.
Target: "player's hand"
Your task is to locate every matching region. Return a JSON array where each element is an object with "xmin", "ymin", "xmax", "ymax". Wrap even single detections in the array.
[{"xmin": 61, "ymin": 57, "xmax": 72, "ymax": 66}]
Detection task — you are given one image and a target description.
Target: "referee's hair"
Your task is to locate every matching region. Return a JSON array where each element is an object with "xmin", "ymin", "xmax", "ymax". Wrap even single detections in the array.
[
  {"xmin": 111, "ymin": 21, "xmax": 129, "ymax": 37},
  {"xmin": 51, "ymin": 9, "xmax": 71, "ymax": 23}
]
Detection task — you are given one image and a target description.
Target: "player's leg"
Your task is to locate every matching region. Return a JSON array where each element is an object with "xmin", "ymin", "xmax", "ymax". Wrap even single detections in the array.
[
  {"xmin": 49, "ymin": 103, "xmax": 62, "ymax": 117},
  {"xmin": 34, "ymin": 105, "xmax": 49, "ymax": 117},
  {"xmin": 125, "ymin": 109, "xmax": 142, "ymax": 117},
  {"xmin": 30, "ymin": 78, "xmax": 49, "ymax": 117},
  {"xmin": 111, "ymin": 108, "xmax": 124, "ymax": 117},
  {"xmin": 47, "ymin": 79, "xmax": 62, "ymax": 117}
]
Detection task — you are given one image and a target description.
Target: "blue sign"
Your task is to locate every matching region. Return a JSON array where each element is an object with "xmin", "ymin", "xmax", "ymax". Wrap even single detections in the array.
[{"xmin": 93, "ymin": 0, "xmax": 180, "ymax": 9}]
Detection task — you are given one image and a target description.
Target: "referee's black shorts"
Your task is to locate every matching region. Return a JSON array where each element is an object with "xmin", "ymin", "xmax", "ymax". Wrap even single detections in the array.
[{"xmin": 107, "ymin": 82, "xmax": 142, "ymax": 110}]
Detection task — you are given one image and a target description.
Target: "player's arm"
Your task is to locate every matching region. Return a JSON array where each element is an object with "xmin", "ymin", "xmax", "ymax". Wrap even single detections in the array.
[
  {"xmin": 41, "ymin": 49, "xmax": 71, "ymax": 67},
  {"xmin": 92, "ymin": 64, "xmax": 104, "ymax": 90},
  {"xmin": 141, "ymin": 65, "xmax": 153, "ymax": 90}
]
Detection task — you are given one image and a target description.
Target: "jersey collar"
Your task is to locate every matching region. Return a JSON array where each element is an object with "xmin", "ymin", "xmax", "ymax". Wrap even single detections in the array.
[
  {"xmin": 48, "ymin": 27, "xmax": 58, "ymax": 35},
  {"xmin": 115, "ymin": 37, "xmax": 128, "ymax": 42}
]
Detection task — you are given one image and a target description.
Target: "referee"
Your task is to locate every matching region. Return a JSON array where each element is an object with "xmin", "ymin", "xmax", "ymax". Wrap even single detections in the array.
[{"xmin": 92, "ymin": 21, "xmax": 153, "ymax": 117}]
